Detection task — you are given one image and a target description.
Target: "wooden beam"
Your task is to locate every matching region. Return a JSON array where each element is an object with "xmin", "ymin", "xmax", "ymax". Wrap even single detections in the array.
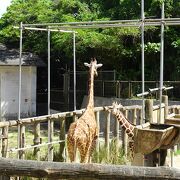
[
  {"xmin": 0, "ymin": 105, "xmax": 142, "ymax": 128},
  {"xmin": 0, "ymin": 158, "xmax": 179, "ymax": 179}
]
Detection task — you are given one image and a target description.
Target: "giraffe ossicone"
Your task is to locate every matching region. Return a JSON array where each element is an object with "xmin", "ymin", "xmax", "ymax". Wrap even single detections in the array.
[{"xmin": 67, "ymin": 58, "xmax": 103, "ymax": 163}]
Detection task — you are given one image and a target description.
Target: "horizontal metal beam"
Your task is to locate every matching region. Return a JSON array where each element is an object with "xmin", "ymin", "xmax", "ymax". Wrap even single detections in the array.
[
  {"xmin": 22, "ymin": 18, "xmax": 180, "ymax": 27},
  {"xmin": 14, "ymin": 26, "xmax": 76, "ymax": 33},
  {"xmin": 137, "ymin": 86, "xmax": 174, "ymax": 97},
  {"xmin": 50, "ymin": 22, "xmax": 180, "ymax": 29},
  {"xmin": 14, "ymin": 19, "xmax": 180, "ymax": 32},
  {"xmin": 14, "ymin": 21, "xmax": 180, "ymax": 32}
]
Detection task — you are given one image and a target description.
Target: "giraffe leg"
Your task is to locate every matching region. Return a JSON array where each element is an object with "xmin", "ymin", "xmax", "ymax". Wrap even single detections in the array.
[
  {"xmin": 78, "ymin": 140, "xmax": 93, "ymax": 163},
  {"xmin": 79, "ymin": 145, "xmax": 89, "ymax": 163},
  {"xmin": 88, "ymin": 136, "xmax": 97, "ymax": 163},
  {"xmin": 129, "ymin": 140, "xmax": 134, "ymax": 161},
  {"xmin": 67, "ymin": 138, "xmax": 76, "ymax": 162}
]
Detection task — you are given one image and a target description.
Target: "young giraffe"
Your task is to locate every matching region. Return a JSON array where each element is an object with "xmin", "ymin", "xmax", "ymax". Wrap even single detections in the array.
[
  {"xmin": 67, "ymin": 58, "xmax": 102, "ymax": 163},
  {"xmin": 110, "ymin": 102, "xmax": 135, "ymax": 159}
]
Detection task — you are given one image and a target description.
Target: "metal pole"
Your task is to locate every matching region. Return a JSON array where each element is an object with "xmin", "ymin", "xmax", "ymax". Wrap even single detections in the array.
[
  {"xmin": 18, "ymin": 22, "xmax": 23, "ymax": 120},
  {"xmin": 17, "ymin": 22, "xmax": 23, "ymax": 161},
  {"xmin": 73, "ymin": 32, "xmax": 76, "ymax": 110},
  {"xmin": 141, "ymin": 0, "xmax": 145, "ymax": 122},
  {"xmin": 159, "ymin": 1, "xmax": 165, "ymax": 123},
  {"xmin": 48, "ymin": 29, "xmax": 51, "ymax": 115}
]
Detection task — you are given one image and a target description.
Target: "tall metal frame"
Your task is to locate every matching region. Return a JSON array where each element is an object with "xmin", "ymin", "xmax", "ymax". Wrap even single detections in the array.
[
  {"xmin": 141, "ymin": 0, "xmax": 145, "ymax": 121},
  {"xmin": 16, "ymin": 1, "xmax": 180, "ymax": 122},
  {"xmin": 15, "ymin": 26, "xmax": 77, "ymax": 116},
  {"xmin": 159, "ymin": 2, "xmax": 165, "ymax": 123}
]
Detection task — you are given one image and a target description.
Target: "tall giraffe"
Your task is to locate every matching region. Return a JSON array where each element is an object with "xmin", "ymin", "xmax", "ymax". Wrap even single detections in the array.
[
  {"xmin": 109, "ymin": 102, "xmax": 135, "ymax": 159},
  {"xmin": 67, "ymin": 58, "xmax": 102, "ymax": 163}
]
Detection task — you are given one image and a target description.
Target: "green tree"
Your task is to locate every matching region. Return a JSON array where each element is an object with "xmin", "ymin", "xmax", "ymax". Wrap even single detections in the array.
[{"xmin": 0, "ymin": 0, "xmax": 179, "ymax": 81}]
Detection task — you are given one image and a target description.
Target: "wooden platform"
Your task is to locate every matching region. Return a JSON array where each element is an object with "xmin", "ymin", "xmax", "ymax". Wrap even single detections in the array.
[{"xmin": 134, "ymin": 123, "xmax": 180, "ymax": 154}]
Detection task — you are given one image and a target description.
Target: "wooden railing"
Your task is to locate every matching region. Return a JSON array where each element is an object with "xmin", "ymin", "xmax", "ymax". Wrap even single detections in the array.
[
  {"xmin": 169, "ymin": 105, "xmax": 180, "ymax": 114},
  {"xmin": 0, "ymin": 105, "xmax": 142, "ymax": 162},
  {"xmin": 0, "ymin": 157, "xmax": 179, "ymax": 179},
  {"xmin": 0, "ymin": 100, "xmax": 179, "ymax": 163}
]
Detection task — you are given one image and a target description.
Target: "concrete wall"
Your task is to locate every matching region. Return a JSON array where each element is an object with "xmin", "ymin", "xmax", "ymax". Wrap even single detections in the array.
[{"xmin": 0, "ymin": 66, "xmax": 36, "ymax": 120}]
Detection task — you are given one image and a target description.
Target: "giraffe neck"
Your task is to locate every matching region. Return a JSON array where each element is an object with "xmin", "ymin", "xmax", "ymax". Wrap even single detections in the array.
[
  {"xmin": 115, "ymin": 111, "xmax": 135, "ymax": 138},
  {"xmin": 87, "ymin": 67, "xmax": 95, "ymax": 109}
]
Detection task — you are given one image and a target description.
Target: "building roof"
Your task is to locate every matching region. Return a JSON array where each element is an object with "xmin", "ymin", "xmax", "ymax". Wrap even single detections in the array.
[{"xmin": 0, "ymin": 44, "xmax": 45, "ymax": 66}]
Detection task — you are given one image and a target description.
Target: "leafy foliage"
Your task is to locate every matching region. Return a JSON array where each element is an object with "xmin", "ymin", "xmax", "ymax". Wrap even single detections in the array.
[{"xmin": 0, "ymin": 0, "xmax": 179, "ymax": 81}]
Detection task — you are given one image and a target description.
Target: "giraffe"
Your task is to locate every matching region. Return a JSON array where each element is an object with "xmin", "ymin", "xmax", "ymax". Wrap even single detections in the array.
[
  {"xmin": 108, "ymin": 102, "xmax": 135, "ymax": 159},
  {"xmin": 67, "ymin": 58, "xmax": 102, "ymax": 163}
]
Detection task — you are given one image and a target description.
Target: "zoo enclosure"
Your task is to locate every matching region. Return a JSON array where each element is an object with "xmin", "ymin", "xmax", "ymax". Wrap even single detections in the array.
[
  {"xmin": 1, "ymin": 104, "xmax": 142, "ymax": 162},
  {"xmin": 15, "ymin": 1, "xmax": 180, "ymax": 119},
  {"xmin": 0, "ymin": 97, "xmax": 180, "ymax": 163}
]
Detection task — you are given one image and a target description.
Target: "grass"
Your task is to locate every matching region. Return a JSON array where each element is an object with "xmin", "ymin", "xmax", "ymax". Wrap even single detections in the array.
[
  {"xmin": 92, "ymin": 138, "xmax": 127, "ymax": 165},
  {"xmin": 175, "ymin": 149, "xmax": 180, "ymax": 156},
  {"xmin": 7, "ymin": 125, "xmax": 60, "ymax": 160},
  {"xmin": 7, "ymin": 127, "xmax": 127, "ymax": 164}
]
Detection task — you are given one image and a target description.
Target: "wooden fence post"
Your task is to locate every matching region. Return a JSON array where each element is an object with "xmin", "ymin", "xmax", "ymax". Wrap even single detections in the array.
[
  {"xmin": 95, "ymin": 111, "xmax": 100, "ymax": 163},
  {"xmin": 123, "ymin": 109, "xmax": 128, "ymax": 156},
  {"xmin": 162, "ymin": 95, "xmax": 168, "ymax": 119},
  {"xmin": 17, "ymin": 123, "xmax": 25, "ymax": 159},
  {"xmin": 1, "ymin": 126, "xmax": 8, "ymax": 158},
  {"xmin": 114, "ymin": 112, "xmax": 119, "ymax": 142},
  {"xmin": 48, "ymin": 118, "xmax": 54, "ymax": 161},
  {"xmin": 145, "ymin": 99, "xmax": 153, "ymax": 123},
  {"xmin": 59, "ymin": 117, "xmax": 65, "ymax": 162},
  {"xmin": 144, "ymin": 99, "xmax": 154, "ymax": 166},
  {"xmin": 73, "ymin": 113, "xmax": 78, "ymax": 122},
  {"xmin": 0, "ymin": 115, "xmax": 10, "ymax": 180},
  {"xmin": 138, "ymin": 108, "xmax": 143, "ymax": 125},
  {"xmin": 105, "ymin": 111, "xmax": 110, "ymax": 161},
  {"xmin": 132, "ymin": 108, "xmax": 137, "ymax": 125},
  {"xmin": 19, "ymin": 125, "xmax": 25, "ymax": 159},
  {"xmin": 33, "ymin": 122, "xmax": 41, "ymax": 160}
]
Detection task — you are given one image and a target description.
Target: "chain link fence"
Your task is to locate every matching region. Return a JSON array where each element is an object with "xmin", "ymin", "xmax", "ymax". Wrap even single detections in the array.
[{"xmin": 37, "ymin": 70, "xmax": 180, "ymax": 113}]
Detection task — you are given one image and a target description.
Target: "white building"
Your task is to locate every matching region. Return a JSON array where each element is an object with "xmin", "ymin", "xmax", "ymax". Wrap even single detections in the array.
[{"xmin": 0, "ymin": 44, "xmax": 45, "ymax": 120}]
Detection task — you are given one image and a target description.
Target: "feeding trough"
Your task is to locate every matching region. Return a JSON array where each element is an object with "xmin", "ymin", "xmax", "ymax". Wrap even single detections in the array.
[
  {"xmin": 134, "ymin": 123, "xmax": 180, "ymax": 154},
  {"xmin": 165, "ymin": 114, "xmax": 180, "ymax": 126}
]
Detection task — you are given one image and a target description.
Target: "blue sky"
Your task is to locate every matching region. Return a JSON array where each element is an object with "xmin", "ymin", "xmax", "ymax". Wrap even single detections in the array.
[{"xmin": 0, "ymin": 0, "xmax": 12, "ymax": 17}]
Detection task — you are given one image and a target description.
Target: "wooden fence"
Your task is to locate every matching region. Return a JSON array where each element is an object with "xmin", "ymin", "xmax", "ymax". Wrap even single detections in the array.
[
  {"xmin": 0, "ymin": 100, "xmax": 180, "ymax": 163},
  {"xmin": 0, "ymin": 96, "xmax": 180, "ymax": 178},
  {"xmin": 0, "ymin": 105, "xmax": 143, "ymax": 162},
  {"xmin": 0, "ymin": 157, "xmax": 179, "ymax": 179}
]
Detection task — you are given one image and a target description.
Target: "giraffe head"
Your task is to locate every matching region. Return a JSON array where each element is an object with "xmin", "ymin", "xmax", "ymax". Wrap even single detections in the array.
[
  {"xmin": 105, "ymin": 102, "xmax": 123, "ymax": 114},
  {"xmin": 84, "ymin": 58, "xmax": 103, "ymax": 76},
  {"xmin": 110, "ymin": 102, "xmax": 123, "ymax": 115}
]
